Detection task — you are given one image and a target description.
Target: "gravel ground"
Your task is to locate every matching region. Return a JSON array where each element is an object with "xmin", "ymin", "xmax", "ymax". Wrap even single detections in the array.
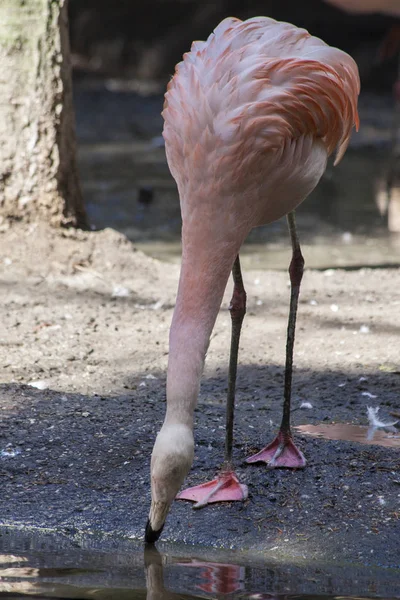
[{"xmin": 0, "ymin": 223, "xmax": 399, "ymax": 572}]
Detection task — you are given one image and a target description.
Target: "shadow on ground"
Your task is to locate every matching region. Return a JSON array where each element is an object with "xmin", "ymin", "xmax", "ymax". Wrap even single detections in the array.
[{"xmin": 0, "ymin": 363, "xmax": 398, "ymax": 569}]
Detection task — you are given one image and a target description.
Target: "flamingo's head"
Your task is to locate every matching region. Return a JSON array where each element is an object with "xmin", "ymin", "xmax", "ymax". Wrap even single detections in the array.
[{"xmin": 145, "ymin": 423, "xmax": 194, "ymax": 543}]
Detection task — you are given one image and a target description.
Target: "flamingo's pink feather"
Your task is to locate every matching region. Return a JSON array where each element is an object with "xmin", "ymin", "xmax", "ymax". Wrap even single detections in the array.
[{"xmin": 163, "ymin": 16, "xmax": 360, "ymax": 192}]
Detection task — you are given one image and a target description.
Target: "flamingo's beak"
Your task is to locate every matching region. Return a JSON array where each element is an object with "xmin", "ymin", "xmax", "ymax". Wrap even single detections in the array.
[
  {"xmin": 145, "ymin": 519, "xmax": 164, "ymax": 544},
  {"xmin": 145, "ymin": 499, "xmax": 171, "ymax": 544}
]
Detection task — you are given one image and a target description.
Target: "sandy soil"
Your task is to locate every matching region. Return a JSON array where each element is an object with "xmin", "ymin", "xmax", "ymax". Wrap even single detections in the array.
[{"xmin": 0, "ymin": 223, "xmax": 399, "ymax": 568}]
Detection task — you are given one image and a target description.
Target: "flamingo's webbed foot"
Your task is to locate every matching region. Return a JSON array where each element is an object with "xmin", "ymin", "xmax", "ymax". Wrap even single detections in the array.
[
  {"xmin": 176, "ymin": 471, "xmax": 248, "ymax": 509},
  {"xmin": 245, "ymin": 430, "xmax": 306, "ymax": 468}
]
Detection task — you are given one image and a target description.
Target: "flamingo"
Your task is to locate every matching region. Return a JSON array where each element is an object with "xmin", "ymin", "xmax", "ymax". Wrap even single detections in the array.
[{"xmin": 145, "ymin": 16, "xmax": 360, "ymax": 544}]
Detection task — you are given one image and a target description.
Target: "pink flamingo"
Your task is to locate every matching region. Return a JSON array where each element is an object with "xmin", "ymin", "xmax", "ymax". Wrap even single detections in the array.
[{"xmin": 145, "ymin": 16, "xmax": 360, "ymax": 543}]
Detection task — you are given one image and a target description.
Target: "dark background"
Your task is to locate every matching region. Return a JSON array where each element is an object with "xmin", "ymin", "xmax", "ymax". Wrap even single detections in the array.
[
  {"xmin": 67, "ymin": 1, "xmax": 400, "ymax": 245},
  {"xmin": 69, "ymin": 0, "xmax": 398, "ymax": 92}
]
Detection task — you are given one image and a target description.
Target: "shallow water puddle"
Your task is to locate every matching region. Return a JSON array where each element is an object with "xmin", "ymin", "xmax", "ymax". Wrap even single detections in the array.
[
  {"xmin": 296, "ymin": 423, "xmax": 400, "ymax": 448},
  {"xmin": 0, "ymin": 545, "xmax": 398, "ymax": 600}
]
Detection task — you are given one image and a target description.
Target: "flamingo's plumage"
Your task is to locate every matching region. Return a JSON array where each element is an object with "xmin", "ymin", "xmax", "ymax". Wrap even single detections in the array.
[
  {"xmin": 164, "ymin": 17, "xmax": 359, "ymax": 183},
  {"xmin": 146, "ymin": 16, "xmax": 360, "ymax": 543}
]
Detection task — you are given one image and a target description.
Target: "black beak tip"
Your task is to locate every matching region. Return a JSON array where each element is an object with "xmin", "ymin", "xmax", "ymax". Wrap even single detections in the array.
[{"xmin": 145, "ymin": 519, "xmax": 164, "ymax": 544}]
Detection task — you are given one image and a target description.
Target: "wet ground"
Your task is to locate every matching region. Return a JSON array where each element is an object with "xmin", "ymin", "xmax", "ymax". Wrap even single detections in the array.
[
  {"xmin": 297, "ymin": 422, "xmax": 400, "ymax": 448},
  {"xmin": 0, "ymin": 530, "xmax": 399, "ymax": 599},
  {"xmin": 0, "ymin": 371, "xmax": 399, "ymax": 560}
]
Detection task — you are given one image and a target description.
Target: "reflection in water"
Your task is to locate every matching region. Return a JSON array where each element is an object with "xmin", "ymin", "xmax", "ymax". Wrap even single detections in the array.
[
  {"xmin": 175, "ymin": 558, "xmax": 245, "ymax": 594},
  {"xmin": 296, "ymin": 422, "xmax": 400, "ymax": 447},
  {"xmin": 145, "ymin": 547, "xmax": 204, "ymax": 600},
  {"xmin": 0, "ymin": 546, "xmax": 398, "ymax": 599}
]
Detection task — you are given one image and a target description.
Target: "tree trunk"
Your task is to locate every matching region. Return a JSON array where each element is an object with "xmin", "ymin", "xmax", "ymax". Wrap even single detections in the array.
[{"xmin": 0, "ymin": 0, "xmax": 88, "ymax": 228}]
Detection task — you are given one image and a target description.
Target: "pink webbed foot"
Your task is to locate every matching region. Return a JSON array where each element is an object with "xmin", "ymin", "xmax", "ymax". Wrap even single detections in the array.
[
  {"xmin": 246, "ymin": 430, "xmax": 306, "ymax": 468},
  {"xmin": 176, "ymin": 471, "xmax": 248, "ymax": 509}
]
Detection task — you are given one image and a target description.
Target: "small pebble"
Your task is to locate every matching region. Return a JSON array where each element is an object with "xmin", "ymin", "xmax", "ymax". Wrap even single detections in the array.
[{"xmin": 28, "ymin": 380, "xmax": 49, "ymax": 390}]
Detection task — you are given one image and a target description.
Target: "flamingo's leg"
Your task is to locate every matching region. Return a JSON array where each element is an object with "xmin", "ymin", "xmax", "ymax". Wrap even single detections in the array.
[
  {"xmin": 177, "ymin": 255, "xmax": 248, "ymax": 507},
  {"xmin": 224, "ymin": 255, "xmax": 246, "ymax": 467},
  {"xmin": 246, "ymin": 211, "xmax": 306, "ymax": 468}
]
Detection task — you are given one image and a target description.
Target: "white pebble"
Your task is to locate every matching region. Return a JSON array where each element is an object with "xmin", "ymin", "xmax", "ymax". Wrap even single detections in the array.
[
  {"xmin": 28, "ymin": 380, "xmax": 49, "ymax": 390},
  {"xmin": 111, "ymin": 285, "xmax": 130, "ymax": 298},
  {"xmin": 152, "ymin": 300, "xmax": 164, "ymax": 310}
]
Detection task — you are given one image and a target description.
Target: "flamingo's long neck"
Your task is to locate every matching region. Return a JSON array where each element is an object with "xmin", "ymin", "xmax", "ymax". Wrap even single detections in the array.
[{"xmin": 165, "ymin": 222, "xmax": 243, "ymax": 428}]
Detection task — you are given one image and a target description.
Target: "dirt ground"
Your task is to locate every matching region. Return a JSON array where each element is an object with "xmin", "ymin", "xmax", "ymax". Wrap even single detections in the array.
[{"xmin": 0, "ymin": 223, "xmax": 399, "ymax": 569}]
